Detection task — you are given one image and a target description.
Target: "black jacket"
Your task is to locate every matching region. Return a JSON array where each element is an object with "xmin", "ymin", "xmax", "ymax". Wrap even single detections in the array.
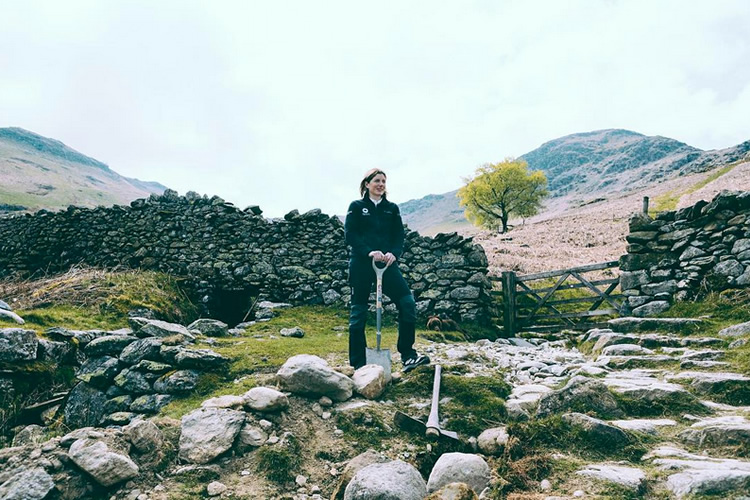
[{"xmin": 345, "ymin": 195, "xmax": 405, "ymax": 261}]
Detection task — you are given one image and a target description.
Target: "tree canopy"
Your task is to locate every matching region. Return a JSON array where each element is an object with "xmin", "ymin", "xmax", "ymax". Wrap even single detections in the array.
[{"xmin": 457, "ymin": 158, "xmax": 548, "ymax": 233}]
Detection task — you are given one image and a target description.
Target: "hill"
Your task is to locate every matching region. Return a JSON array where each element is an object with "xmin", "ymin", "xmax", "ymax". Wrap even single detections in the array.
[
  {"xmin": 0, "ymin": 127, "xmax": 166, "ymax": 213},
  {"xmin": 400, "ymin": 129, "xmax": 750, "ymax": 234}
]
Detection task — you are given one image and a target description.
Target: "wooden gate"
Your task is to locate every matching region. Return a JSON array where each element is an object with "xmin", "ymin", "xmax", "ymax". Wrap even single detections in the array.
[{"xmin": 489, "ymin": 260, "xmax": 623, "ymax": 336}]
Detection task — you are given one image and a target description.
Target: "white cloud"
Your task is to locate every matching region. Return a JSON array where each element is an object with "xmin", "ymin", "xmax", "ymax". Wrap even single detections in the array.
[{"xmin": 1, "ymin": 0, "xmax": 748, "ymax": 216}]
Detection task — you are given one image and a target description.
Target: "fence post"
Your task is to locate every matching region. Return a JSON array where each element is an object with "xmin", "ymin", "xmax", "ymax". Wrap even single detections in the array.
[
  {"xmin": 642, "ymin": 196, "xmax": 649, "ymax": 215},
  {"xmin": 502, "ymin": 271, "xmax": 516, "ymax": 337}
]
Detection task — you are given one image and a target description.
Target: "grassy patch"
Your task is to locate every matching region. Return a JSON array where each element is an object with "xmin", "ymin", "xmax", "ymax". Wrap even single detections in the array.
[
  {"xmin": 160, "ymin": 374, "xmax": 256, "ymax": 420},
  {"xmin": 0, "ymin": 268, "xmax": 199, "ymax": 331},
  {"xmin": 256, "ymin": 434, "xmax": 302, "ymax": 483},
  {"xmin": 507, "ymin": 416, "xmax": 647, "ymax": 462},
  {"xmin": 649, "ymin": 162, "xmax": 739, "ymax": 217},
  {"xmin": 335, "ymin": 408, "xmax": 389, "ymax": 450},
  {"xmin": 612, "ymin": 389, "xmax": 710, "ymax": 418}
]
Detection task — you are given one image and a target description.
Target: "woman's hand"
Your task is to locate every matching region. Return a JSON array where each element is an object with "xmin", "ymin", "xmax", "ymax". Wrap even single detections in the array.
[
  {"xmin": 383, "ymin": 252, "xmax": 397, "ymax": 266},
  {"xmin": 369, "ymin": 250, "xmax": 385, "ymax": 262}
]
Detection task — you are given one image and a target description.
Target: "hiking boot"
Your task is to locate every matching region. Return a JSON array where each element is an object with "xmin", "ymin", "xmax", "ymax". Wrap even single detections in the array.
[{"xmin": 402, "ymin": 354, "xmax": 430, "ymax": 373}]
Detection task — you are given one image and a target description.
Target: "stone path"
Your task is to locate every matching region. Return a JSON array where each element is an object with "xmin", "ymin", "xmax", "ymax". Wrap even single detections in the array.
[{"xmin": 417, "ymin": 317, "xmax": 750, "ymax": 498}]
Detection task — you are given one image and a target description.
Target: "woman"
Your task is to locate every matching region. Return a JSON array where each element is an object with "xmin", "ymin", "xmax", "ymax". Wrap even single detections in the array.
[{"xmin": 344, "ymin": 168, "xmax": 430, "ymax": 372}]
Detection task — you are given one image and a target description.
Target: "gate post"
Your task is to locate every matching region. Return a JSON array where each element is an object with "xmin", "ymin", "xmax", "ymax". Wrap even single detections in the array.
[{"xmin": 502, "ymin": 271, "xmax": 516, "ymax": 337}]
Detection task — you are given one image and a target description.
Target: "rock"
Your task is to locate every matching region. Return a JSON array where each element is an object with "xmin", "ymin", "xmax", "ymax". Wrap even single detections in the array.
[
  {"xmin": 114, "ymin": 368, "xmax": 153, "ymax": 394},
  {"xmin": 610, "ymin": 418, "xmax": 677, "ymax": 435},
  {"xmin": 84, "ymin": 335, "xmax": 138, "ymax": 356},
  {"xmin": 601, "ymin": 344, "xmax": 653, "ymax": 356},
  {"xmin": 187, "ymin": 319, "xmax": 229, "ymax": 337},
  {"xmin": 172, "ymin": 347, "xmax": 228, "ymax": 369},
  {"xmin": 352, "ymin": 364, "xmax": 387, "ymax": 399},
  {"xmin": 604, "ymin": 371, "xmax": 700, "ymax": 412},
  {"xmin": 536, "ymin": 376, "xmax": 622, "ymax": 418},
  {"xmin": 562, "ymin": 413, "xmax": 632, "ymax": 448},
  {"xmin": 202, "ymin": 395, "xmax": 245, "ymax": 409},
  {"xmin": 0, "ymin": 309, "xmax": 24, "ymax": 324},
  {"xmin": 68, "ymin": 438, "xmax": 140, "ymax": 487},
  {"xmin": 425, "ymin": 482, "xmax": 479, "ymax": 499},
  {"xmin": 124, "ymin": 419, "xmax": 164, "ymax": 453},
  {"xmin": 332, "ymin": 449, "xmax": 390, "ymax": 500},
  {"xmin": 477, "ymin": 427, "xmax": 509, "ymax": 456},
  {"xmin": 667, "ymin": 371, "xmax": 750, "ymax": 405},
  {"xmin": 133, "ymin": 318, "xmax": 195, "ymax": 341},
  {"xmin": 64, "ymin": 382, "xmax": 108, "ymax": 428},
  {"xmin": 277, "ymin": 354, "xmax": 354, "ymax": 402},
  {"xmin": 130, "ymin": 394, "xmax": 174, "ymax": 413},
  {"xmin": 0, "ymin": 328, "xmax": 37, "ymax": 361},
  {"xmin": 238, "ymin": 424, "xmax": 267, "ymax": 448},
  {"xmin": 719, "ymin": 320, "xmax": 750, "ymax": 338},
  {"xmin": 647, "ymin": 445, "xmax": 750, "ymax": 498},
  {"xmin": 0, "ymin": 466, "xmax": 55, "ymax": 500},
  {"xmin": 179, "ymin": 408, "xmax": 246, "ymax": 464},
  {"xmin": 242, "ymin": 387, "xmax": 289, "ymax": 412},
  {"xmin": 77, "ymin": 355, "xmax": 121, "ymax": 387},
  {"xmin": 344, "ymin": 459, "xmax": 427, "ymax": 500},
  {"xmin": 427, "ymin": 453, "xmax": 490, "ymax": 494},
  {"xmin": 678, "ymin": 416, "xmax": 750, "ymax": 447},
  {"xmin": 280, "ymin": 326, "xmax": 305, "ymax": 338},
  {"xmin": 37, "ymin": 338, "xmax": 76, "ymax": 364},
  {"xmin": 607, "ymin": 317, "xmax": 702, "ymax": 333},
  {"xmin": 131, "ymin": 359, "xmax": 172, "ymax": 373},
  {"xmin": 206, "ymin": 481, "xmax": 228, "ymax": 496},
  {"xmin": 11, "ymin": 425, "xmax": 45, "ymax": 447},
  {"xmin": 576, "ymin": 464, "xmax": 645, "ymax": 492},
  {"xmin": 632, "ymin": 301, "xmax": 670, "ymax": 317},
  {"xmin": 153, "ymin": 369, "xmax": 200, "ymax": 394},
  {"xmin": 119, "ymin": 337, "xmax": 163, "ymax": 364}
]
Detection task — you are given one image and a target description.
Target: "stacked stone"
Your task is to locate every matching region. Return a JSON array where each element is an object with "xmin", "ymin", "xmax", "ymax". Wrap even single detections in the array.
[
  {"xmin": 620, "ymin": 190, "xmax": 750, "ymax": 316},
  {"xmin": 0, "ymin": 190, "xmax": 492, "ymax": 322},
  {"xmin": 61, "ymin": 318, "xmax": 228, "ymax": 429}
]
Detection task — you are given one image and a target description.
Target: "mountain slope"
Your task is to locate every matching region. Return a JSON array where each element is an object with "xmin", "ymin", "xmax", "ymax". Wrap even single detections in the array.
[
  {"xmin": 0, "ymin": 127, "xmax": 167, "ymax": 213},
  {"xmin": 401, "ymin": 129, "xmax": 750, "ymax": 234}
]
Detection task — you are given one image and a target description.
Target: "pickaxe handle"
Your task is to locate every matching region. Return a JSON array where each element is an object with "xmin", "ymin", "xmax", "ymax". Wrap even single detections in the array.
[{"xmin": 425, "ymin": 364, "xmax": 442, "ymax": 439}]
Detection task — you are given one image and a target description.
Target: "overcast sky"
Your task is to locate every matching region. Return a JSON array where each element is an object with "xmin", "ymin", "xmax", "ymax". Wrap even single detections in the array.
[{"xmin": 1, "ymin": 1, "xmax": 749, "ymax": 217}]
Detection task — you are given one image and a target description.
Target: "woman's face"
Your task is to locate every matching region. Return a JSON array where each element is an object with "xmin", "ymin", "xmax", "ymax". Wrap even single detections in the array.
[{"xmin": 366, "ymin": 173, "xmax": 386, "ymax": 198}]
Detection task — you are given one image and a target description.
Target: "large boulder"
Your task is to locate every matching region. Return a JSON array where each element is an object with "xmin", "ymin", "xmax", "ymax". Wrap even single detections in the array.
[
  {"xmin": 561, "ymin": 413, "xmax": 632, "ymax": 448},
  {"xmin": 84, "ymin": 335, "xmax": 138, "ymax": 357},
  {"xmin": 427, "ymin": 453, "xmax": 490, "ymax": 494},
  {"xmin": 64, "ymin": 382, "xmax": 108, "ymax": 428},
  {"xmin": 277, "ymin": 354, "xmax": 354, "ymax": 402},
  {"xmin": 132, "ymin": 318, "xmax": 195, "ymax": 341},
  {"xmin": 536, "ymin": 376, "xmax": 622, "ymax": 418},
  {"xmin": 124, "ymin": 419, "xmax": 164, "ymax": 453},
  {"xmin": 0, "ymin": 466, "xmax": 55, "ymax": 500},
  {"xmin": 332, "ymin": 450, "xmax": 390, "ymax": 500},
  {"xmin": 178, "ymin": 408, "xmax": 246, "ymax": 464},
  {"xmin": 352, "ymin": 364, "xmax": 387, "ymax": 399},
  {"xmin": 68, "ymin": 438, "xmax": 140, "ymax": 487},
  {"xmin": 153, "ymin": 370, "xmax": 200, "ymax": 394},
  {"xmin": 119, "ymin": 337, "xmax": 163, "ymax": 364},
  {"xmin": 187, "ymin": 318, "xmax": 229, "ymax": 337},
  {"xmin": 344, "ymin": 460, "xmax": 427, "ymax": 500},
  {"xmin": 0, "ymin": 328, "xmax": 37, "ymax": 362},
  {"xmin": 242, "ymin": 387, "xmax": 289, "ymax": 412}
]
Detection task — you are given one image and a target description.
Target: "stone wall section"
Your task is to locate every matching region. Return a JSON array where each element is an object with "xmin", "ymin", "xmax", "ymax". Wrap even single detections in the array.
[
  {"xmin": 0, "ymin": 190, "xmax": 492, "ymax": 322},
  {"xmin": 620, "ymin": 190, "xmax": 750, "ymax": 316}
]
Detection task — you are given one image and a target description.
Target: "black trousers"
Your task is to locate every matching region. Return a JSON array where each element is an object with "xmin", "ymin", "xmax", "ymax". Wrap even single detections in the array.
[{"xmin": 348, "ymin": 258, "xmax": 417, "ymax": 368}]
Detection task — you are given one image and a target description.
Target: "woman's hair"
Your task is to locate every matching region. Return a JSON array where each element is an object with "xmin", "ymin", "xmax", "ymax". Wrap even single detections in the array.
[{"xmin": 359, "ymin": 168, "xmax": 387, "ymax": 197}]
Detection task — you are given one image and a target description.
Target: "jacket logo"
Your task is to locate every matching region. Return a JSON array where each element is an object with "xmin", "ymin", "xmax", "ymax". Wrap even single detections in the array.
[{"xmin": 361, "ymin": 208, "xmax": 370, "ymax": 215}]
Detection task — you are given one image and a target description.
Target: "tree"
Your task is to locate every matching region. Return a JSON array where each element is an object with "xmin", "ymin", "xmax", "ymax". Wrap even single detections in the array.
[{"xmin": 457, "ymin": 158, "xmax": 548, "ymax": 233}]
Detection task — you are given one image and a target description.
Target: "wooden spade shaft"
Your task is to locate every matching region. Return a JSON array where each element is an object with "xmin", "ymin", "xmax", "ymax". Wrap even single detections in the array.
[{"xmin": 425, "ymin": 364, "xmax": 442, "ymax": 439}]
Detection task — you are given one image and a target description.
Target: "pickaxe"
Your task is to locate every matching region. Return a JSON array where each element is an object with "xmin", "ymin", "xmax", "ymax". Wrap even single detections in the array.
[{"xmin": 393, "ymin": 364, "xmax": 459, "ymax": 441}]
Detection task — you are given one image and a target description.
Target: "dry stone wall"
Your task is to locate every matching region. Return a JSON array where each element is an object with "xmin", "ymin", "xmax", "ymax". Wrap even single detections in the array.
[
  {"xmin": 0, "ymin": 190, "xmax": 492, "ymax": 323},
  {"xmin": 620, "ymin": 190, "xmax": 750, "ymax": 316}
]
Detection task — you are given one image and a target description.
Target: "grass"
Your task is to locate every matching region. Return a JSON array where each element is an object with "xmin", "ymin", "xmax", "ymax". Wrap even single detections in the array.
[
  {"xmin": 0, "ymin": 267, "xmax": 199, "ymax": 331},
  {"xmin": 256, "ymin": 434, "xmax": 302, "ymax": 483},
  {"xmin": 506, "ymin": 416, "xmax": 648, "ymax": 463},
  {"xmin": 649, "ymin": 161, "xmax": 740, "ymax": 216}
]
